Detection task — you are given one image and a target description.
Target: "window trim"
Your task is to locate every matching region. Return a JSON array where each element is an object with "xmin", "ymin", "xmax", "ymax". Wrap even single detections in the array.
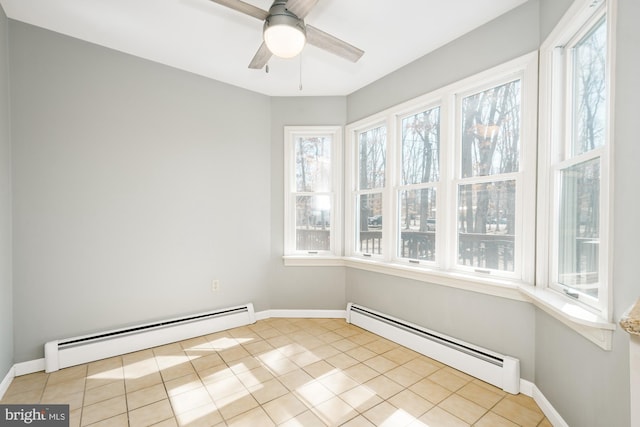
[
  {"xmin": 345, "ymin": 117, "xmax": 392, "ymax": 259},
  {"xmin": 452, "ymin": 74, "xmax": 538, "ymax": 283},
  {"xmin": 353, "ymin": 122, "xmax": 390, "ymax": 259},
  {"xmin": 532, "ymin": 0, "xmax": 616, "ymax": 349},
  {"xmin": 394, "ymin": 103, "xmax": 442, "ymax": 266},
  {"xmin": 283, "ymin": 125, "xmax": 343, "ymax": 262},
  {"xmin": 344, "ymin": 52, "xmax": 538, "ymax": 289}
]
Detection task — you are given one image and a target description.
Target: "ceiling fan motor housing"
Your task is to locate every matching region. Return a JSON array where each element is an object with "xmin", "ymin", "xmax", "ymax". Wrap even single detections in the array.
[
  {"xmin": 262, "ymin": 0, "xmax": 307, "ymax": 58},
  {"xmin": 263, "ymin": 0, "xmax": 307, "ymax": 55}
]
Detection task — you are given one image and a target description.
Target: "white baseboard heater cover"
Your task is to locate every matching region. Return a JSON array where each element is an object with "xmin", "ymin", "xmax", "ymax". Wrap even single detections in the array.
[
  {"xmin": 346, "ymin": 303, "xmax": 520, "ymax": 394},
  {"xmin": 44, "ymin": 303, "xmax": 255, "ymax": 373}
]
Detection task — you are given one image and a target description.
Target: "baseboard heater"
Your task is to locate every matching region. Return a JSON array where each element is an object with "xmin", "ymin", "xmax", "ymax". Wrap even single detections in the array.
[
  {"xmin": 346, "ymin": 303, "xmax": 520, "ymax": 394},
  {"xmin": 44, "ymin": 303, "xmax": 255, "ymax": 373}
]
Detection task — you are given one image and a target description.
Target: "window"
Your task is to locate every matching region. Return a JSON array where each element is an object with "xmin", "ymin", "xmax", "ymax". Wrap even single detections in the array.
[
  {"xmin": 284, "ymin": 126, "xmax": 342, "ymax": 260},
  {"xmin": 345, "ymin": 53, "xmax": 537, "ymax": 289},
  {"xmin": 456, "ymin": 80, "xmax": 521, "ymax": 275},
  {"xmin": 554, "ymin": 16, "xmax": 607, "ymax": 308},
  {"xmin": 355, "ymin": 125, "xmax": 386, "ymax": 257},
  {"xmin": 538, "ymin": 0, "xmax": 613, "ymax": 318},
  {"xmin": 398, "ymin": 107, "xmax": 440, "ymax": 263}
]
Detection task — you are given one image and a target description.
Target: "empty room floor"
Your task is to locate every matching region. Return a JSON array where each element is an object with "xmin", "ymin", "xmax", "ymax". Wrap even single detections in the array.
[{"xmin": 1, "ymin": 317, "xmax": 551, "ymax": 426}]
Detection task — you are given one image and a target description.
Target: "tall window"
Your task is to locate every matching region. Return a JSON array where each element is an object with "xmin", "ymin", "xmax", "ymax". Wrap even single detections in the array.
[
  {"xmin": 345, "ymin": 52, "xmax": 537, "ymax": 286},
  {"xmin": 284, "ymin": 126, "xmax": 341, "ymax": 258},
  {"xmin": 457, "ymin": 79, "xmax": 521, "ymax": 274},
  {"xmin": 398, "ymin": 107, "xmax": 440, "ymax": 262},
  {"xmin": 355, "ymin": 125, "xmax": 386, "ymax": 256},
  {"xmin": 543, "ymin": 4, "xmax": 611, "ymax": 313}
]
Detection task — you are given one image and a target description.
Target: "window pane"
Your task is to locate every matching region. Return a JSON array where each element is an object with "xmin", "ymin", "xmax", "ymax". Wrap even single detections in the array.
[
  {"xmin": 358, "ymin": 193, "xmax": 383, "ymax": 254},
  {"xmin": 572, "ymin": 18, "xmax": 607, "ymax": 156},
  {"xmin": 461, "ymin": 80, "xmax": 521, "ymax": 178},
  {"xmin": 359, "ymin": 126, "xmax": 386, "ymax": 190},
  {"xmin": 458, "ymin": 181, "xmax": 515, "ymax": 271},
  {"xmin": 398, "ymin": 188, "xmax": 436, "ymax": 261},
  {"xmin": 295, "ymin": 195, "xmax": 331, "ymax": 251},
  {"xmin": 402, "ymin": 107, "xmax": 440, "ymax": 184},
  {"xmin": 558, "ymin": 159, "xmax": 600, "ymax": 298},
  {"xmin": 295, "ymin": 136, "xmax": 331, "ymax": 192}
]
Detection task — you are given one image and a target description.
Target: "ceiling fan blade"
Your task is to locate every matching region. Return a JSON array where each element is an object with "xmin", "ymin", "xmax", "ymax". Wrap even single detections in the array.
[
  {"xmin": 248, "ymin": 42, "xmax": 273, "ymax": 69},
  {"xmin": 208, "ymin": 0, "xmax": 268, "ymax": 20},
  {"xmin": 285, "ymin": 0, "xmax": 319, "ymax": 19},
  {"xmin": 306, "ymin": 25, "xmax": 364, "ymax": 63}
]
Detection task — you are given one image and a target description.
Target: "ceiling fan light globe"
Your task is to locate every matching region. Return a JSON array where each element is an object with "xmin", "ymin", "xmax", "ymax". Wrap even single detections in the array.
[{"xmin": 264, "ymin": 23, "xmax": 306, "ymax": 58}]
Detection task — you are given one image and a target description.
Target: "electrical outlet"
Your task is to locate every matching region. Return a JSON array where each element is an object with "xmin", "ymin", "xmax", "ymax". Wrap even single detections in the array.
[{"xmin": 211, "ymin": 280, "xmax": 220, "ymax": 292}]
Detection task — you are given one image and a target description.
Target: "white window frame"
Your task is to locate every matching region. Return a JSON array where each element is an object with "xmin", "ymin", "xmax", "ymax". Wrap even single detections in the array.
[
  {"xmin": 344, "ymin": 52, "xmax": 538, "ymax": 300},
  {"xmin": 350, "ymin": 121, "xmax": 390, "ymax": 260},
  {"xmin": 393, "ymin": 103, "xmax": 443, "ymax": 267},
  {"xmin": 451, "ymin": 74, "xmax": 536, "ymax": 282},
  {"xmin": 527, "ymin": 0, "xmax": 616, "ymax": 350},
  {"xmin": 283, "ymin": 126, "xmax": 343, "ymax": 266}
]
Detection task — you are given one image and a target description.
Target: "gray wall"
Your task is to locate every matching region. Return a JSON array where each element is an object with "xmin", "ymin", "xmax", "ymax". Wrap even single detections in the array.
[
  {"xmin": 532, "ymin": 0, "xmax": 639, "ymax": 426},
  {"xmin": 268, "ymin": 97, "xmax": 347, "ymax": 310},
  {"xmin": 539, "ymin": 0, "xmax": 573, "ymax": 39},
  {"xmin": 346, "ymin": 0, "xmax": 541, "ymax": 123},
  {"xmin": 9, "ymin": 22, "xmax": 272, "ymax": 361},
  {"xmin": 0, "ymin": 3, "xmax": 13, "ymax": 379}
]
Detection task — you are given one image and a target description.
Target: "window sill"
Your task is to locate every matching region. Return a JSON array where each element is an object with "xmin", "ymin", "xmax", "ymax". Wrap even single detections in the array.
[
  {"xmin": 342, "ymin": 257, "xmax": 528, "ymax": 302},
  {"xmin": 283, "ymin": 256, "xmax": 345, "ymax": 267},
  {"xmin": 519, "ymin": 284, "xmax": 615, "ymax": 350}
]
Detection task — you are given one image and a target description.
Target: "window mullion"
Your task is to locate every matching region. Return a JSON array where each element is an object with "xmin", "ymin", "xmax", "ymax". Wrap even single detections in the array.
[
  {"xmin": 441, "ymin": 94, "xmax": 456, "ymax": 272},
  {"xmin": 383, "ymin": 116, "xmax": 396, "ymax": 262}
]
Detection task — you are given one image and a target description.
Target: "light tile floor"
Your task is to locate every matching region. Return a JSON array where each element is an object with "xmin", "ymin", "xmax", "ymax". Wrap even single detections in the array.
[{"xmin": 1, "ymin": 318, "xmax": 552, "ymax": 426}]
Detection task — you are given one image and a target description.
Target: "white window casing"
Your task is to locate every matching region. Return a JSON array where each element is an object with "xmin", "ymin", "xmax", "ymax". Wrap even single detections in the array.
[
  {"xmin": 530, "ymin": 0, "xmax": 616, "ymax": 350},
  {"xmin": 283, "ymin": 126, "xmax": 343, "ymax": 265},
  {"xmin": 344, "ymin": 52, "xmax": 538, "ymax": 298}
]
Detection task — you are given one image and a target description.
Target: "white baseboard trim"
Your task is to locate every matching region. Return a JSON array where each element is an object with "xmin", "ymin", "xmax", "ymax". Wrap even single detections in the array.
[
  {"xmin": 532, "ymin": 383, "xmax": 569, "ymax": 427},
  {"xmin": 520, "ymin": 379, "xmax": 568, "ymax": 426},
  {"xmin": 255, "ymin": 309, "xmax": 347, "ymax": 321},
  {"xmin": 14, "ymin": 358, "xmax": 45, "ymax": 376},
  {"xmin": 7, "ymin": 311, "xmax": 347, "ymax": 383},
  {"xmin": 0, "ymin": 365, "xmax": 15, "ymax": 400},
  {"xmin": 519, "ymin": 378, "xmax": 534, "ymax": 397},
  {"xmin": 2, "ymin": 310, "xmax": 567, "ymax": 427}
]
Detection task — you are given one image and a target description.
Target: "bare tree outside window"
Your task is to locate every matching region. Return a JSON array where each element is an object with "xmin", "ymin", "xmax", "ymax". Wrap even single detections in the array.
[
  {"xmin": 294, "ymin": 136, "xmax": 332, "ymax": 251},
  {"xmin": 359, "ymin": 127, "xmax": 386, "ymax": 190},
  {"xmin": 398, "ymin": 107, "xmax": 440, "ymax": 261},
  {"xmin": 357, "ymin": 126, "xmax": 386, "ymax": 254},
  {"xmin": 344, "ymin": 52, "xmax": 537, "ymax": 282},
  {"xmin": 555, "ymin": 17, "xmax": 607, "ymax": 299},
  {"xmin": 458, "ymin": 79, "xmax": 521, "ymax": 271},
  {"xmin": 402, "ymin": 108, "xmax": 440, "ymax": 185},
  {"xmin": 458, "ymin": 181, "xmax": 516, "ymax": 271},
  {"xmin": 461, "ymin": 80, "xmax": 521, "ymax": 178},
  {"xmin": 573, "ymin": 18, "xmax": 607, "ymax": 156}
]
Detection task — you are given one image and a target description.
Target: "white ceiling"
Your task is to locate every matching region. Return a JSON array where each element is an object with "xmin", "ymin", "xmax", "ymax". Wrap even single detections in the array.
[{"xmin": 0, "ymin": 0, "xmax": 529, "ymax": 96}]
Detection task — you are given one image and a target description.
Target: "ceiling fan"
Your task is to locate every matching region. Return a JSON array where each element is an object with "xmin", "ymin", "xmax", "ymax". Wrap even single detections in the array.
[{"xmin": 208, "ymin": 0, "xmax": 364, "ymax": 69}]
